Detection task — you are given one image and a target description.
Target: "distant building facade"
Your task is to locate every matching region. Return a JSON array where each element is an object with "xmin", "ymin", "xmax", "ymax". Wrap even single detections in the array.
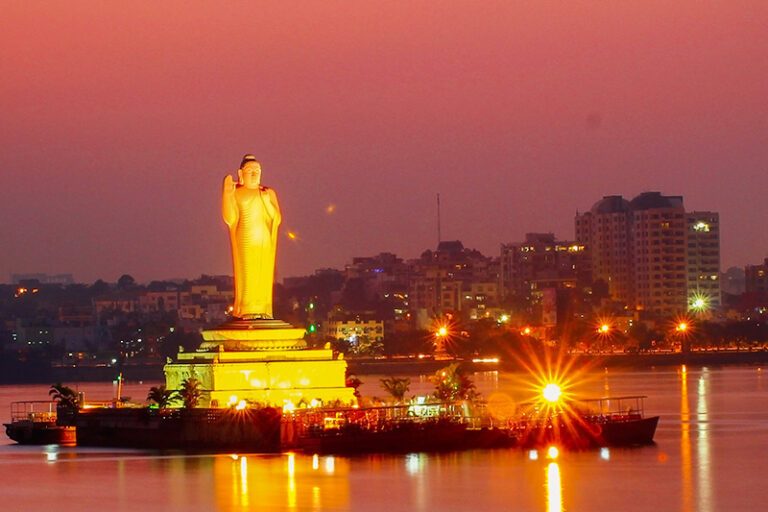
[
  {"xmin": 575, "ymin": 196, "xmax": 633, "ymax": 305},
  {"xmin": 686, "ymin": 212, "xmax": 721, "ymax": 309},
  {"xmin": 11, "ymin": 273, "xmax": 74, "ymax": 285},
  {"xmin": 629, "ymin": 192, "xmax": 687, "ymax": 316},
  {"xmin": 500, "ymin": 233, "xmax": 589, "ymax": 298},
  {"xmin": 576, "ymin": 192, "xmax": 721, "ymax": 316},
  {"xmin": 746, "ymin": 258, "xmax": 768, "ymax": 295}
]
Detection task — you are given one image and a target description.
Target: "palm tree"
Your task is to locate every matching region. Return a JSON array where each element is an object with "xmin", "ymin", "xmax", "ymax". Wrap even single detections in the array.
[
  {"xmin": 345, "ymin": 374, "xmax": 362, "ymax": 402},
  {"xmin": 379, "ymin": 376, "xmax": 411, "ymax": 403},
  {"xmin": 147, "ymin": 385, "xmax": 174, "ymax": 408},
  {"xmin": 49, "ymin": 382, "xmax": 78, "ymax": 410},
  {"xmin": 433, "ymin": 363, "xmax": 477, "ymax": 401},
  {"xmin": 173, "ymin": 378, "xmax": 203, "ymax": 408}
]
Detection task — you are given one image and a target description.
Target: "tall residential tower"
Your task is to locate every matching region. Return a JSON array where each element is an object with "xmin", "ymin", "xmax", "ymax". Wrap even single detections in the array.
[{"xmin": 575, "ymin": 192, "xmax": 720, "ymax": 316}]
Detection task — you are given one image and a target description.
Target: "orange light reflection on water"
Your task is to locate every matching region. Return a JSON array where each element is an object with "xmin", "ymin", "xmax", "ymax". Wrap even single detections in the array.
[
  {"xmin": 546, "ymin": 462, "xmax": 562, "ymax": 512},
  {"xmin": 680, "ymin": 365, "xmax": 692, "ymax": 512},
  {"xmin": 216, "ymin": 453, "xmax": 349, "ymax": 510}
]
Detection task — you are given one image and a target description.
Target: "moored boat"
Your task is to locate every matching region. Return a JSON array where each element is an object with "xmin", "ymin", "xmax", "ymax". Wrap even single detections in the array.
[
  {"xmin": 4, "ymin": 401, "xmax": 76, "ymax": 446},
  {"xmin": 288, "ymin": 403, "xmax": 516, "ymax": 454},
  {"xmin": 511, "ymin": 395, "xmax": 659, "ymax": 449}
]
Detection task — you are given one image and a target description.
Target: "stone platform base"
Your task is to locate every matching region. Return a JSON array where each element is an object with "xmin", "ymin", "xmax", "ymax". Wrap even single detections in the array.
[
  {"xmin": 199, "ymin": 319, "xmax": 308, "ymax": 351},
  {"xmin": 165, "ymin": 318, "xmax": 356, "ymax": 408}
]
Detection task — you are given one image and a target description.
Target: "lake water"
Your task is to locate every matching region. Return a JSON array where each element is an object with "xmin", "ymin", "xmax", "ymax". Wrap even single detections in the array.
[{"xmin": 1, "ymin": 364, "xmax": 767, "ymax": 511}]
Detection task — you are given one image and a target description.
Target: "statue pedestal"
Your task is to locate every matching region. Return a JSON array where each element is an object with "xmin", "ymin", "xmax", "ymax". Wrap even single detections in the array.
[{"xmin": 164, "ymin": 319, "xmax": 356, "ymax": 408}]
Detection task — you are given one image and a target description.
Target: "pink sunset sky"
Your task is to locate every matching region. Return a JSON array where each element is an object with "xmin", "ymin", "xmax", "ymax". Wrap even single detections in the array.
[{"xmin": 1, "ymin": 1, "xmax": 767, "ymax": 283}]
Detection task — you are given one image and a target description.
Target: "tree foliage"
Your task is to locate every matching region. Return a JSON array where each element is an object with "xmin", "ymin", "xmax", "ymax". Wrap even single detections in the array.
[
  {"xmin": 147, "ymin": 384, "xmax": 174, "ymax": 408},
  {"xmin": 432, "ymin": 363, "xmax": 477, "ymax": 401},
  {"xmin": 173, "ymin": 377, "xmax": 203, "ymax": 408},
  {"xmin": 49, "ymin": 382, "xmax": 78, "ymax": 410},
  {"xmin": 379, "ymin": 376, "xmax": 411, "ymax": 403}
]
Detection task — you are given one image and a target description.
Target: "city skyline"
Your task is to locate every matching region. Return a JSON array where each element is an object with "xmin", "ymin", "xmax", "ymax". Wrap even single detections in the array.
[{"xmin": 2, "ymin": 2, "xmax": 767, "ymax": 283}]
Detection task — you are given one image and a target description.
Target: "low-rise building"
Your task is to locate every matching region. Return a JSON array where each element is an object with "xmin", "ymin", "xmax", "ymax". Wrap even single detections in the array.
[{"xmin": 746, "ymin": 258, "xmax": 768, "ymax": 295}]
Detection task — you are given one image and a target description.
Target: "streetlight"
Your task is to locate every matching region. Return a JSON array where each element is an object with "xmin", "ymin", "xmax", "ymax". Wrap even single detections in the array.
[
  {"xmin": 542, "ymin": 383, "xmax": 562, "ymax": 403},
  {"xmin": 673, "ymin": 318, "xmax": 692, "ymax": 353}
]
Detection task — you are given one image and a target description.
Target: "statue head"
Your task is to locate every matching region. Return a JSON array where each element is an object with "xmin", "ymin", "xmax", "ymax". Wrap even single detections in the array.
[{"xmin": 238, "ymin": 154, "xmax": 262, "ymax": 189}]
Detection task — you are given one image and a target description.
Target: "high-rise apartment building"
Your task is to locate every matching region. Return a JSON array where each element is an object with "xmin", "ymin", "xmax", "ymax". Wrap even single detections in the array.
[
  {"xmin": 686, "ymin": 212, "xmax": 721, "ymax": 309},
  {"xmin": 574, "ymin": 196, "xmax": 632, "ymax": 304},
  {"xmin": 576, "ymin": 192, "xmax": 720, "ymax": 316},
  {"xmin": 629, "ymin": 192, "xmax": 686, "ymax": 315}
]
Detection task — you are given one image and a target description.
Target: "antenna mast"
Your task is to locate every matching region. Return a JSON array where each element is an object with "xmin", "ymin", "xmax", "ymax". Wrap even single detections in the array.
[{"xmin": 437, "ymin": 193, "xmax": 441, "ymax": 246}]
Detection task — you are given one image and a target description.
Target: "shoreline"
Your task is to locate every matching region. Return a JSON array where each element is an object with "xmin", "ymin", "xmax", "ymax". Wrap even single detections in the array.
[{"xmin": 2, "ymin": 350, "xmax": 768, "ymax": 385}]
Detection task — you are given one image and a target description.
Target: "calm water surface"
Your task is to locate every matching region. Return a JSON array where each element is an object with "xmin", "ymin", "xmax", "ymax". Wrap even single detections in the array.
[{"xmin": 1, "ymin": 365, "xmax": 767, "ymax": 511}]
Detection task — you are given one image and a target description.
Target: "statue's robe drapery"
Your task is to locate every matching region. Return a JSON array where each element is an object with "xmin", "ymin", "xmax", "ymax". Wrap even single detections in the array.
[{"xmin": 226, "ymin": 186, "xmax": 280, "ymax": 319}]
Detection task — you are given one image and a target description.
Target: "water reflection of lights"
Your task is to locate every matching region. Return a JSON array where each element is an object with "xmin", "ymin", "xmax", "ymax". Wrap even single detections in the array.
[
  {"xmin": 600, "ymin": 447, "xmax": 610, "ymax": 461},
  {"xmin": 287, "ymin": 453, "xmax": 296, "ymax": 509},
  {"xmin": 240, "ymin": 456, "xmax": 249, "ymax": 507},
  {"xmin": 287, "ymin": 453, "xmax": 295, "ymax": 477},
  {"xmin": 528, "ymin": 450, "xmax": 539, "ymax": 461},
  {"xmin": 697, "ymin": 369, "xmax": 712, "ymax": 512},
  {"xmin": 216, "ymin": 453, "xmax": 351, "ymax": 510},
  {"xmin": 547, "ymin": 446, "xmax": 559, "ymax": 459},
  {"xmin": 43, "ymin": 444, "xmax": 58, "ymax": 462},
  {"xmin": 680, "ymin": 364, "xmax": 692, "ymax": 512},
  {"xmin": 405, "ymin": 453, "xmax": 426, "ymax": 475},
  {"xmin": 546, "ymin": 462, "xmax": 562, "ymax": 512}
]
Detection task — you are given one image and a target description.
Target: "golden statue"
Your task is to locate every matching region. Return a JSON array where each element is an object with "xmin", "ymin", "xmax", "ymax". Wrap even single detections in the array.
[
  {"xmin": 165, "ymin": 154, "xmax": 356, "ymax": 408},
  {"xmin": 222, "ymin": 155, "xmax": 281, "ymax": 319}
]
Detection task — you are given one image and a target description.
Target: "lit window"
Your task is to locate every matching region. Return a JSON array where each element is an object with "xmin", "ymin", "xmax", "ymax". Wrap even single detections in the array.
[{"xmin": 693, "ymin": 222, "xmax": 710, "ymax": 232}]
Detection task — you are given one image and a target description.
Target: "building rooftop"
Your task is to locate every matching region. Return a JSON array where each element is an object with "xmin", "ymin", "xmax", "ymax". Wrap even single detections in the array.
[
  {"xmin": 628, "ymin": 191, "xmax": 683, "ymax": 211},
  {"xmin": 590, "ymin": 195, "xmax": 630, "ymax": 214}
]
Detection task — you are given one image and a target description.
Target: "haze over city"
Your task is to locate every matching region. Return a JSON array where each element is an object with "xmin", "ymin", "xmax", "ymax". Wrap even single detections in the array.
[{"xmin": 2, "ymin": 1, "xmax": 767, "ymax": 283}]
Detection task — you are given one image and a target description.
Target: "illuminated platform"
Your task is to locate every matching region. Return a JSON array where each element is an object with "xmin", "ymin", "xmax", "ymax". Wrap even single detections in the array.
[{"xmin": 165, "ymin": 321, "xmax": 356, "ymax": 408}]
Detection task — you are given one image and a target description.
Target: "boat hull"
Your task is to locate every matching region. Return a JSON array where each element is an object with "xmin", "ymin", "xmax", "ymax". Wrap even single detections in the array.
[
  {"xmin": 514, "ymin": 416, "xmax": 659, "ymax": 449},
  {"xmin": 74, "ymin": 407, "xmax": 282, "ymax": 452},
  {"xmin": 4, "ymin": 422, "xmax": 76, "ymax": 446},
  {"xmin": 298, "ymin": 421, "xmax": 516, "ymax": 454}
]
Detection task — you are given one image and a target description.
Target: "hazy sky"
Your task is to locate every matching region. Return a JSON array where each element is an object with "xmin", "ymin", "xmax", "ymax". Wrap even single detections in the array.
[{"xmin": 1, "ymin": 1, "xmax": 767, "ymax": 284}]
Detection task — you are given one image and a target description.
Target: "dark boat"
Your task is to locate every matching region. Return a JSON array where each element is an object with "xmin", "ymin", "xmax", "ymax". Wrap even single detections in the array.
[
  {"xmin": 4, "ymin": 401, "xmax": 76, "ymax": 446},
  {"xmin": 288, "ymin": 403, "xmax": 516, "ymax": 454},
  {"xmin": 511, "ymin": 395, "xmax": 659, "ymax": 449},
  {"xmin": 73, "ymin": 406, "xmax": 282, "ymax": 452}
]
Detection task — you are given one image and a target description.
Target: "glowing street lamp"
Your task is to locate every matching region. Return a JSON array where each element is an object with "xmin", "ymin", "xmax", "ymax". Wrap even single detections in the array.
[
  {"xmin": 542, "ymin": 383, "xmax": 562, "ymax": 403},
  {"xmin": 690, "ymin": 292, "xmax": 710, "ymax": 314}
]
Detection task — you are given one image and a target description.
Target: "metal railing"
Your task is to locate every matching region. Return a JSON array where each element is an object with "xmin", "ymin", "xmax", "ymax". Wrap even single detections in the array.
[{"xmin": 9, "ymin": 401, "xmax": 58, "ymax": 423}]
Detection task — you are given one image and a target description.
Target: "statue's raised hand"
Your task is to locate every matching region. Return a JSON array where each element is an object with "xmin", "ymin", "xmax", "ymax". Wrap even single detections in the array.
[{"xmin": 223, "ymin": 174, "xmax": 236, "ymax": 193}]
